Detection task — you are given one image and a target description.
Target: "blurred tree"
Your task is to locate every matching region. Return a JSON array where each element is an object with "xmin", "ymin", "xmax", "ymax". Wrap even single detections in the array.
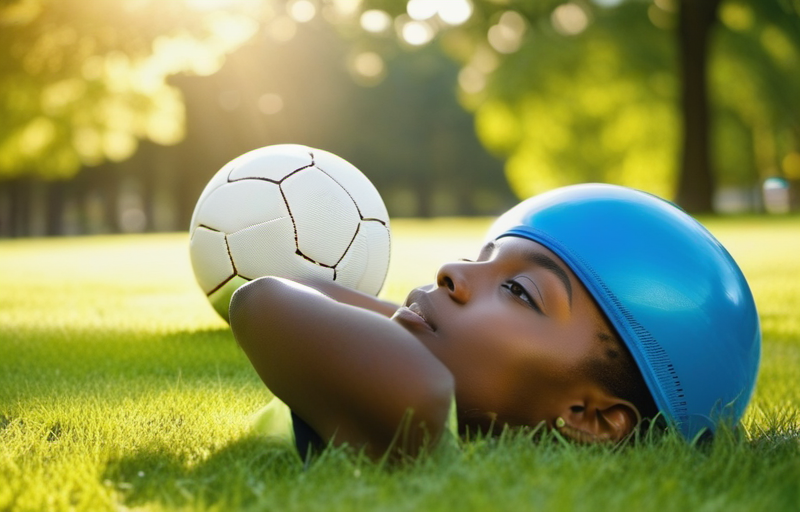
[
  {"xmin": 0, "ymin": 0, "xmax": 261, "ymax": 233},
  {"xmin": 3, "ymin": 0, "xmax": 797, "ymax": 236},
  {"xmin": 0, "ymin": 0, "xmax": 513, "ymax": 236},
  {"xmin": 167, "ymin": 13, "xmax": 513, "ymax": 227},
  {"xmin": 711, "ymin": 1, "xmax": 800, "ymax": 194},
  {"xmin": 675, "ymin": 0, "xmax": 720, "ymax": 212},
  {"xmin": 353, "ymin": 0, "xmax": 800, "ymax": 212},
  {"xmin": 0, "ymin": 0, "xmax": 263, "ymax": 178}
]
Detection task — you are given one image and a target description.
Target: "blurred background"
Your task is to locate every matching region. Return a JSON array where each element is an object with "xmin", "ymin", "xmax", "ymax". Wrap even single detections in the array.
[{"xmin": 0, "ymin": 0, "xmax": 798, "ymax": 237}]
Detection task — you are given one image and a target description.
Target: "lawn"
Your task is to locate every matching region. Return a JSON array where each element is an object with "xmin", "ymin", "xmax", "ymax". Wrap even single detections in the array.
[{"xmin": 1, "ymin": 216, "xmax": 799, "ymax": 512}]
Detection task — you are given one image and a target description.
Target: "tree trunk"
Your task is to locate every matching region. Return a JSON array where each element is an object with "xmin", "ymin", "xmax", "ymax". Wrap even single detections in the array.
[
  {"xmin": 675, "ymin": 0, "xmax": 721, "ymax": 213},
  {"xmin": 136, "ymin": 143, "xmax": 156, "ymax": 233},
  {"xmin": 45, "ymin": 180, "xmax": 66, "ymax": 236},
  {"xmin": 0, "ymin": 183, "xmax": 10, "ymax": 237},
  {"xmin": 10, "ymin": 178, "xmax": 32, "ymax": 237},
  {"xmin": 99, "ymin": 163, "xmax": 121, "ymax": 233}
]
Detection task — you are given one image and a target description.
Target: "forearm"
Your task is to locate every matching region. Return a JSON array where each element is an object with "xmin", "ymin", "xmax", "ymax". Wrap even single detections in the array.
[
  {"xmin": 228, "ymin": 277, "xmax": 453, "ymax": 458},
  {"xmin": 292, "ymin": 277, "xmax": 399, "ymax": 317}
]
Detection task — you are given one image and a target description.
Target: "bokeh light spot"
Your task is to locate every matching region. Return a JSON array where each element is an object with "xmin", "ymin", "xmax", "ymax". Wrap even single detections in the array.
[
  {"xmin": 354, "ymin": 52, "xmax": 385, "ymax": 78},
  {"xmin": 360, "ymin": 9, "xmax": 392, "ymax": 33},
  {"xmin": 258, "ymin": 93, "xmax": 284, "ymax": 115},
  {"xmin": 349, "ymin": 52, "xmax": 387, "ymax": 86},
  {"xmin": 591, "ymin": 0, "xmax": 624, "ymax": 7},
  {"xmin": 551, "ymin": 3, "xmax": 589, "ymax": 36},
  {"xmin": 438, "ymin": 0, "xmax": 472, "ymax": 25},
  {"xmin": 720, "ymin": 2, "xmax": 754, "ymax": 31},
  {"xmin": 401, "ymin": 20, "xmax": 435, "ymax": 46},
  {"xmin": 458, "ymin": 66, "xmax": 485, "ymax": 94},
  {"xmin": 407, "ymin": 0, "xmax": 438, "ymax": 21},
  {"xmin": 20, "ymin": 117, "xmax": 56, "ymax": 157},
  {"xmin": 488, "ymin": 11, "xmax": 526, "ymax": 54},
  {"xmin": 288, "ymin": 0, "xmax": 316, "ymax": 23},
  {"xmin": 648, "ymin": 4, "xmax": 675, "ymax": 30},
  {"xmin": 103, "ymin": 131, "xmax": 137, "ymax": 162}
]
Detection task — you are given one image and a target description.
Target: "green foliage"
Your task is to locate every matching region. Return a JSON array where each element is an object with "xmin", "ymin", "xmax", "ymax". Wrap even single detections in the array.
[
  {"xmin": 355, "ymin": 0, "xmax": 800, "ymax": 199},
  {"xmin": 0, "ymin": 0, "xmax": 260, "ymax": 180},
  {"xmin": 478, "ymin": 8, "xmax": 679, "ymax": 198},
  {"xmin": 711, "ymin": 0, "xmax": 800, "ymax": 183},
  {"xmin": 1, "ymin": 217, "xmax": 799, "ymax": 511}
]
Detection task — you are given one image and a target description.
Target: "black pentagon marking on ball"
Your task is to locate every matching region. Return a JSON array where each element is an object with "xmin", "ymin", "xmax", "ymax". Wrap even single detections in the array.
[
  {"xmin": 204, "ymin": 234, "xmax": 240, "ymax": 297},
  {"xmin": 277, "ymin": 153, "xmax": 364, "ymax": 280},
  {"xmin": 209, "ymin": 149, "xmax": 385, "ymax": 288},
  {"xmin": 198, "ymin": 224, "xmax": 221, "ymax": 233},
  {"xmin": 360, "ymin": 217, "xmax": 387, "ymax": 226},
  {"xmin": 224, "ymin": 234, "xmax": 239, "ymax": 276},
  {"xmin": 280, "ymin": 178, "xmax": 364, "ymax": 282},
  {"xmin": 278, "ymin": 182, "xmax": 302, "ymax": 259},
  {"xmin": 207, "ymin": 274, "xmax": 253, "ymax": 298},
  {"xmin": 291, "ymin": 223, "xmax": 362, "ymax": 282},
  {"xmin": 225, "ymin": 151, "xmax": 316, "ymax": 185}
]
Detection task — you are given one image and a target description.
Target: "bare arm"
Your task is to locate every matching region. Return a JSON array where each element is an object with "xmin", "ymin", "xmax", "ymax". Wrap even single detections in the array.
[
  {"xmin": 229, "ymin": 276, "xmax": 454, "ymax": 459},
  {"xmin": 291, "ymin": 277, "xmax": 399, "ymax": 317}
]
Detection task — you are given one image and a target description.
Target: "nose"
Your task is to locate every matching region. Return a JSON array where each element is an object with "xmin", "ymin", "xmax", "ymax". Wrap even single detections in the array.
[{"xmin": 436, "ymin": 261, "xmax": 471, "ymax": 304}]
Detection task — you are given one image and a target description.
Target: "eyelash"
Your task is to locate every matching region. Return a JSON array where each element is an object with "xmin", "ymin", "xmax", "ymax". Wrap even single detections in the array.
[{"xmin": 503, "ymin": 280, "xmax": 541, "ymax": 313}]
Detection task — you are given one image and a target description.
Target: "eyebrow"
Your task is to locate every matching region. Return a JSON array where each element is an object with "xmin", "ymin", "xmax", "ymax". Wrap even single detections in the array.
[
  {"xmin": 524, "ymin": 251, "xmax": 573, "ymax": 306},
  {"xmin": 483, "ymin": 240, "xmax": 574, "ymax": 306}
]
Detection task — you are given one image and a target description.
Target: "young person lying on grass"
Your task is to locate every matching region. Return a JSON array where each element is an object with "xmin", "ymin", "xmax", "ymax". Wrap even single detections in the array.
[{"xmin": 229, "ymin": 184, "xmax": 761, "ymax": 461}]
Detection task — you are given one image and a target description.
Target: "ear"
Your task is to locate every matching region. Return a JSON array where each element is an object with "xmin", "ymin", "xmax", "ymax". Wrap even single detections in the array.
[{"xmin": 554, "ymin": 389, "xmax": 641, "ymax": 444}]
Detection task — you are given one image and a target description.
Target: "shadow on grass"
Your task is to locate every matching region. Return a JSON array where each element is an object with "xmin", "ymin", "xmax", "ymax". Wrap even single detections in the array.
[{"xmin": 103, "ymin": 435, "xmax": 303, "ymax": 509}]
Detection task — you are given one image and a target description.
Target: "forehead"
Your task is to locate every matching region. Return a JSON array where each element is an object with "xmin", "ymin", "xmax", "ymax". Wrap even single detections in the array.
[
  {"xmin": 483, "ymin": 237, "xmax": 573, "ymax": 275},
  {"xmin": 484, "ymin": 235, "xmax": 563, "ymax": 259}
]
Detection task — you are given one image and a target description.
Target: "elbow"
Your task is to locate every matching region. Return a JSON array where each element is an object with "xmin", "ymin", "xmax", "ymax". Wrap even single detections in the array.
[
  {"xmin": 228, "ymin": 276, "xmax": 278, "ymax": 349},
  {"xmin": 398, "ymin": 371, "xmax": 456, "ymax": 455},
  {"xmin": 422, "ymin": 372, "xmax": 456, "ymax": 438}
]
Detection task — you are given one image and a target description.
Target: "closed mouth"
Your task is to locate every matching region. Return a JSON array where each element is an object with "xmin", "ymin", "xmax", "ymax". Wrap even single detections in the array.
[
  {"xmin": 408, "ymin": 302, "xmax": 433, "ymax": 329},
  {"xmin": 395, "ymin": 289, "xmax": 437, "ymax": 332}
]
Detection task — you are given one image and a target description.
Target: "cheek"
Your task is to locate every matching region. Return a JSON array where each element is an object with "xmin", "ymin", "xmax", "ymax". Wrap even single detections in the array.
[{"xmin": 441, "ymin": 315, "xmax": 535, "ymax": 378}]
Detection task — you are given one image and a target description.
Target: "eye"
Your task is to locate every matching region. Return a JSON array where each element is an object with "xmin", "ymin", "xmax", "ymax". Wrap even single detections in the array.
[{"xmin": 503, "ymin": 279, "xmax": 542, "ymax": 313}]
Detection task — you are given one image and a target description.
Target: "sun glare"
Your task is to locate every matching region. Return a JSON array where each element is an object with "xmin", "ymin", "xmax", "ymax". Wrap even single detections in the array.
[{"xmin": 184, "ymin": 0, "xmax": 252, "ymax": 11}]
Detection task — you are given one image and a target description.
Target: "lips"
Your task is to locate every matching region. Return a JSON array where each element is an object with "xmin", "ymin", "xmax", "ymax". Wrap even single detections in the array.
[{"xmin": 393, "ymin": 288, "xmax": 437, "ymax": 332}]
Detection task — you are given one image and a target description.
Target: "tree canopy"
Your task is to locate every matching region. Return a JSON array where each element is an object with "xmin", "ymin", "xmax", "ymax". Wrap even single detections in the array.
[
  {"xmin": 349, "ymin": 0, "xmax": 800, "ymax": 207},
  {"xmin": 1, "ymin": 0, "xmax": 798, "ymax": 214},
  {"xmin": 0, "ymin": 0, "xmax": 261, "ymax": 179}
]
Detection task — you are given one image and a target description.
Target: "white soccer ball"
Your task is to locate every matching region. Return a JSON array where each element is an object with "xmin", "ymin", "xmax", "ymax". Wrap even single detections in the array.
[{"xmin": 189, "ymin": 144, "xmax": 391, "ymax": 322}]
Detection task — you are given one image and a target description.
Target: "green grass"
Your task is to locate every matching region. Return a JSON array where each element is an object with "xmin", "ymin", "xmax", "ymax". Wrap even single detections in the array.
[{"xmin": 1, "ymin": 216, "xmax": 799, "ymax": 512}]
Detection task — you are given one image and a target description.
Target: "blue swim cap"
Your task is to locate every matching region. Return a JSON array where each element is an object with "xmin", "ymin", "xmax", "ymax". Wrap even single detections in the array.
[{"xmin": 486, "ymin": 184, "xmax": 760, "ymax": 440}]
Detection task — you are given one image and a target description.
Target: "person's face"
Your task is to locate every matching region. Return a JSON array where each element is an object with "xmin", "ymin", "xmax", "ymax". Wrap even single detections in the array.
[{"xmin": 392, "ymin": 236, "xmax": 613, "ymax": 433}]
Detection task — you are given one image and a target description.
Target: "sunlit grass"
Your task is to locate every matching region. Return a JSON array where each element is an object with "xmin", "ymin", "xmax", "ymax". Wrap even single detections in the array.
[{"xmin": 0, "ymin": 216, "xmax": 798, "ymax": 511}]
